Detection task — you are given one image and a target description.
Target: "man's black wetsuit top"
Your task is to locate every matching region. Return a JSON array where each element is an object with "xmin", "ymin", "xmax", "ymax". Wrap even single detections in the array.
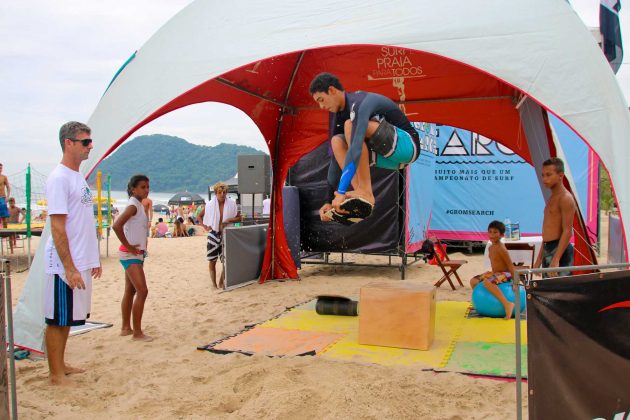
[{"xmin": 326, "ymin": 91, "xmax": 419, "ymax": 200}]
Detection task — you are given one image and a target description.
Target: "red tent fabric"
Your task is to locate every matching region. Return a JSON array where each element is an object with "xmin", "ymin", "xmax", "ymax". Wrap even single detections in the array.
[{"xmin": 89, "ymin": 45, "xmax": 597, "ymax": 281}]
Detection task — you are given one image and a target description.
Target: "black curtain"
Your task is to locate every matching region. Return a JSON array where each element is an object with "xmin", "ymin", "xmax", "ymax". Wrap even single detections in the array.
[
  {"xmin": 527, "ymin": 271, "xmax": 630, "ymax": 419},
  {"xmin": 289, "ymin": 142, "xmax": 400, "ymax": 253}
]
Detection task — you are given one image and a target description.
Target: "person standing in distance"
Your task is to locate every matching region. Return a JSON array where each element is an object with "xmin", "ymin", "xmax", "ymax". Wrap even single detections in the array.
[
  {"xmin": 0, "ymin": 163, "xmax": 11, "ymax": 227},
  {"xmin": 198, "ymin": 183, "xmax": 240, "ymax": 289},
  {"xmin": 44, "ymin": 121, "xmax": 102, "ymax": 386}
]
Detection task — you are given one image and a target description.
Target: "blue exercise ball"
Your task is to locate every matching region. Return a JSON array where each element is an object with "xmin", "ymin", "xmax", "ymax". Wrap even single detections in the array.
[{"xmin": 472, "ymin": 282, "xmax": 526, "ymax": 318}]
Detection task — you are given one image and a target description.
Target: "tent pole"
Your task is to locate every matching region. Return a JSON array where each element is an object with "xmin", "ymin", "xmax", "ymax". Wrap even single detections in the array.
[
  {"xmin": 106, "ymin": 175, "xmax": 111, "ymax": 258},
  {"xmin": 26, "ymin": 163, "xmax": 32, "ymax": 268},
  {"xmin": 215, "ymin": 77, "xmax": 294, "ymax": 111},
  {"xmin": 270, "ymin": 51, "xmax": 305, "ymax": 281},
  {"xmin": 398, "ymin": 169, "xmax": 406, "ymax": 279}
]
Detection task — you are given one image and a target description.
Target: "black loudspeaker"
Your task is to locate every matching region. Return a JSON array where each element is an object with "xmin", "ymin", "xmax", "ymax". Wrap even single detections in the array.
[{"xmin": 238, "ymin": 155, "xmax": 271, "ymax": 194}]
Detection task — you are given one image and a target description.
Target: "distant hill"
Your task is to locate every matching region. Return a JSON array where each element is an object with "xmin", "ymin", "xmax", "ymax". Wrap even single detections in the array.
[{"xmin": 89, "ymin": 134, "xmax": 265, "ymax": 192}]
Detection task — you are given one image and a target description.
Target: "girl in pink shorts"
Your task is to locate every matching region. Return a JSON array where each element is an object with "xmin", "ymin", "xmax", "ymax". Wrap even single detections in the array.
[{"xmin": 112, "ymin": 175, "xmax": 153, "ymax": 342}]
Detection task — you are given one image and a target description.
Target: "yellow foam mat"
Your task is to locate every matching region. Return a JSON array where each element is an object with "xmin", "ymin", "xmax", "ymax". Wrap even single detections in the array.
[
  {"xmin": 260, "ymin": 308, "xmax": 356, "ymax": 333},
  {"xmin": 210, "ymin": 301, "xmax": 525, "ymax": 371},
  {"xmin": 320, "ymin": 330, "xmax": 447, "ymax": 367},
  {"xmin": 321, "ymin": 301, "xmax": 469, "ymax": 367},
  {"xmin": 459, "ymin": 317, "xmax": 527, "ymax": 344}
]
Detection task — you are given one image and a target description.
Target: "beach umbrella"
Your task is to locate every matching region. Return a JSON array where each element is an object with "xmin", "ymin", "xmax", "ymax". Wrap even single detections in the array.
[
  {"xmin": 167, "ymin": 192, "xmax": 205, "ymax": 206},
  {"xmin": 152, "ymin": 203, "xmax": 170, "ymax": 214}
]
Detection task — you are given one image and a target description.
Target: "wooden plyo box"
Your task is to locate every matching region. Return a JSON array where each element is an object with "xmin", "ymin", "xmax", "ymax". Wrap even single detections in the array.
[{"xmin": 358, "ymin": 282, "xmax": 436, "ymax": 350}]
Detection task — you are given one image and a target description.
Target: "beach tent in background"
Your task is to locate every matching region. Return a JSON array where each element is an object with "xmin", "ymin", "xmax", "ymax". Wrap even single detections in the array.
[{"xmin": 76, "ymin": 0, "xmax": 629, "ymax": 282}]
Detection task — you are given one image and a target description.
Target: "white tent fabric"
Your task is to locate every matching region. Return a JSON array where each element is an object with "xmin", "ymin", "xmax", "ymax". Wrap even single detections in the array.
[
  {"xmin": 13, "ymin": 219, "xmax": 49, "ymax": 352},
  {"xmin": 85, "ymin": 0, "xmax": 630, "ymax": 247}
]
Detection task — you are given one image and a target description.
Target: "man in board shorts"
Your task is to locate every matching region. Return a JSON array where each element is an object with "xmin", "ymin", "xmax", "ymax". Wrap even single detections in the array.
[
  {"xmin": 309, "ymin": 72, "xmax": 421, "ymax": 224},
  {"xmin": 198, "ymin": 183, "xmax": 240, "ymax": 289},
  {"xmin": 44, "ymin": 121, "xmax": 102, "ymax": 386}
]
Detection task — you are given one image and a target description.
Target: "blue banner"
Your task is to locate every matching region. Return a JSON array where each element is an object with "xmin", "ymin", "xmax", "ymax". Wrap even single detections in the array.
[{"xmin": 427, "ymin": 126, "xmax": 545, "ymax": 241}]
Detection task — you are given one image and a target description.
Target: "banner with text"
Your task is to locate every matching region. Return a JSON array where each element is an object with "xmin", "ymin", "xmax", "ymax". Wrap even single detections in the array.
[
  {"xmin": 427, "ymin": 126, "xmax": 544, "ymax": 241},
  {"xmin": 527, "ymin": 271, "xmax": 630, "ymax": 419}
]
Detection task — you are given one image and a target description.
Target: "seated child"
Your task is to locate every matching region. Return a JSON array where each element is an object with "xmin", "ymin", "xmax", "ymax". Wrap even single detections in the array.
[
  {"xmin": 172, "ymin": 219, "xmax": 188, "ymax": 238},
  {"xmin": 470, "ymin": 220, "xmax": 516, "ymax": 320},
  {"xmin": 185, "ymin": 216, "xmax": 197, "ymax": 236},
  {"xmin": 155, "ymin": 218, "xmax": 169, "ymax": 238}
]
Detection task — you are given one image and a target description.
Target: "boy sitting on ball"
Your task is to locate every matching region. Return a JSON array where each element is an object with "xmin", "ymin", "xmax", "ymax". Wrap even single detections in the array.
[{"xmin": 470, "ymin": 220, "xmax": 516, "ymax": 319}]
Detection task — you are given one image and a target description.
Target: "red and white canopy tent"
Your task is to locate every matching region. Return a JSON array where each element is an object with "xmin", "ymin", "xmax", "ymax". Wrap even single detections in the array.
[{"xmin": 84, "ymin": 0, "xmax": 630, "ymax": 281}]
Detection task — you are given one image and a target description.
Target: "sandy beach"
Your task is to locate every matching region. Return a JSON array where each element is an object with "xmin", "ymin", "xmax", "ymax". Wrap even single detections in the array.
[{"xmin": 5, "ymin": 232, "xmax": 532, "ymax": 419}]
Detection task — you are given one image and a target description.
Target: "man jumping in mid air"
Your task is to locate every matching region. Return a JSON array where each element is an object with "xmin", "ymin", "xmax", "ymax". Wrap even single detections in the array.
[{"xmin": 310, "ymin": 72, "xmax": 420, "ymax": 224}]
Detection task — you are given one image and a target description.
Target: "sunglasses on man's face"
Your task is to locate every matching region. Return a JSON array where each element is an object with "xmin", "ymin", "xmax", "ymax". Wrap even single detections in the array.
[{"xmin": 67, "ymin": 138, "xmax": 93, "ymax": 147}]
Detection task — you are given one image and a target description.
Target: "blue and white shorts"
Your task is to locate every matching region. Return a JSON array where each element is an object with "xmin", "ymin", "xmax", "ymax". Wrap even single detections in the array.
[
  {"xmin": 45, "ymin": 271, "xmax": 92, "ymax": 326},
  {"xmin": 0, "ymin": 197, "xmax": 8, "ymax": 218}
]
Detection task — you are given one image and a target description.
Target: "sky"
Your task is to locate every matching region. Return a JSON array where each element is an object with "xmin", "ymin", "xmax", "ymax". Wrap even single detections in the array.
[{"xmin": 1, "ymin": 0, "xmax": 629, "ymax": 178}]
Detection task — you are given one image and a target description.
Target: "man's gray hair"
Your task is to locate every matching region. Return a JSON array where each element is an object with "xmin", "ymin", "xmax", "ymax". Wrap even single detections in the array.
[{"xmin": 59, "ymin": 121, "xmax": 91, "ymax": 151}]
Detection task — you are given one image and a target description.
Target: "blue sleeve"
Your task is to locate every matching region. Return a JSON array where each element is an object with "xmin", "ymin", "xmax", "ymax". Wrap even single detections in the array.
[{"xmin": 337, "ymin": 96, "xmax": 378, "ymax": 194}]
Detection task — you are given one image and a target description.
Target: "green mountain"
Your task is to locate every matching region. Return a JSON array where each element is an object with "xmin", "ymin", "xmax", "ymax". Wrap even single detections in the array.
[{"xmin": 89, "ymin": 134, "xmax": 265, "ymax": 192}]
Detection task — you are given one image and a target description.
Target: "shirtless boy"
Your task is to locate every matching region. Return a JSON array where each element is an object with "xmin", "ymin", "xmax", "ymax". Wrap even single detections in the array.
[
  {"xmin": 0, "ymin": 163, "xmax": 10, "ymax": 227},
  {"xmin": 534, "ymin": 157, "xmax": 576, "ymax": 277},
  {"xmin": 470, "ymin": 221, "xmax": 516, "ymax": 320},
  {"xmin": 7, "ymin": 197, "xmax": 24, "ymax": 249},
  {"xmin": 7, "ymin": 197, "xmax": 24, "ymax": 224}
]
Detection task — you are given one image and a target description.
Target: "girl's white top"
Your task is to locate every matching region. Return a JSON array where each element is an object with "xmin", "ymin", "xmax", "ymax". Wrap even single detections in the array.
[{"xmin": 120, "ymin": 196, "xmax": 148, "ymax": 259}]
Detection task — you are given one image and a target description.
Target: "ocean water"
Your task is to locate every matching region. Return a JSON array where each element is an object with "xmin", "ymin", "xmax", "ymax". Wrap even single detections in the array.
[
  {"xmin": 108, "ymin": 190, "xmax": 207, "ymax": 208},
  {"xmin": 15, "ymin": 190, "xmax": 244, "ymax": 213}
]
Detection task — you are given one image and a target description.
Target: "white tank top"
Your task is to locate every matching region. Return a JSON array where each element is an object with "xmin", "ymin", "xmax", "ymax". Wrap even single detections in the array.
[{"xmin": 123, "ymin": 197, "xmax": 148, "ymax": 252}]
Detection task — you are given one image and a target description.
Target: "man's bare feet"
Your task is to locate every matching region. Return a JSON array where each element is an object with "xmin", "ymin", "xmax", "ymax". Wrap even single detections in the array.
[
  {"xmin": 50, "ymin": 375, "xmax": 79, "ymax": 387},
  {"xmin": 120, "ymin": 328, "xmax": 134, "ymax": 336},
  {"xmin": 346, "ymin": 190, "xmax": 375, "ymax": 206},
  {"xmin": 504, "ymin": 302, "xmax": 515, "ymax": 320},
  {"xmin": 64, "ymin": 364, "xmax": 86, "ymax": 375},
  {"xmin": 132, "ymin": 334, "xmax": 154, "ymax": 342}
]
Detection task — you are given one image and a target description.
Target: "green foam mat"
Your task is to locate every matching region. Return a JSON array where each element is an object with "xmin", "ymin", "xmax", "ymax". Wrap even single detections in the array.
[{"xmin": 443, "ymin": 341, "xmax": 528, "ymax": 378}]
